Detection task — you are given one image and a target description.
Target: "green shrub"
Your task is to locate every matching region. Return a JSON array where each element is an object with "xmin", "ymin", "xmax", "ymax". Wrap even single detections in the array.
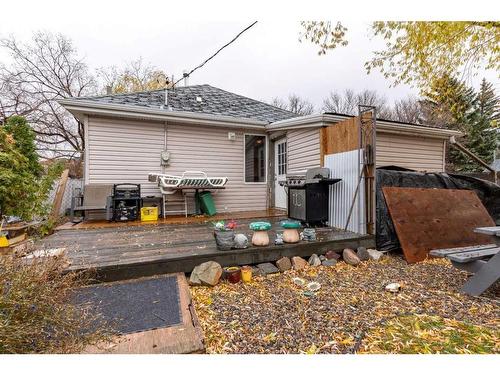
[{"xmin": 0, "ymin": 116, "xmax": 63, "ymax": 220}]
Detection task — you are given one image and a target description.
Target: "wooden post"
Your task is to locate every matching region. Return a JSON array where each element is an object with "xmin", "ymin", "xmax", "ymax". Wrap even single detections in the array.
[{"xmin": 50, "ymin": 169, "xmax": 69, "ymax": 222}]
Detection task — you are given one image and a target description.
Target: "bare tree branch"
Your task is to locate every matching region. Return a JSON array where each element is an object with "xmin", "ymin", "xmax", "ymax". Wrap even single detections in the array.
[{"xmin": 0, "ymin": 32, "xmax": 97, "ymax": 155}]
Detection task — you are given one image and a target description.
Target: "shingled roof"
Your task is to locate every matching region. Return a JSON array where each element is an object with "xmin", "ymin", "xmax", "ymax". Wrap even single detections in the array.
[{"xmin": 73, "ymin": 84, "xmax": 298, "ymax": 123}]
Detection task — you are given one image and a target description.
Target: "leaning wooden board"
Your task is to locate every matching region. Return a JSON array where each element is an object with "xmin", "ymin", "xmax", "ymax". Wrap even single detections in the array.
[{"xmin": 382, "ymin": 187, "xmax": 495, "ymax": 263}]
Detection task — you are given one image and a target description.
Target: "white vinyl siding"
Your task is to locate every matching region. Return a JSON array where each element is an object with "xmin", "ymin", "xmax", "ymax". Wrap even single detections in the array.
[
  {"xmin": 86, "ymin": 117, "xmax": 269, "ymax": 213},
  {"xmin": 287, "ymin": 128, "xmax": 320, "ymax": 174},
  {"xmin": 284, "ymin": 127, "xmax": 445, "ymax": 174},
  {"xmin": 377, "ymin": 133, "xmax": 445, "ymax": 172},
  {"xmin": 165, "ymin": 124, "xmax": 268, "ymax": 212},
  {"xmin": 87, "ymin": 116, "xmax": 164, "ymax": 196}
]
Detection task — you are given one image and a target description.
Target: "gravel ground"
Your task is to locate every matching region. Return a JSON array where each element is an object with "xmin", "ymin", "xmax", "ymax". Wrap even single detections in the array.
[{"xmin": 190, "ymin": 255, "xmax": 499, "ymax": 354}]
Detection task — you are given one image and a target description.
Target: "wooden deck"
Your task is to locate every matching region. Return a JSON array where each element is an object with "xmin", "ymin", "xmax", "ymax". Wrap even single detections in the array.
[
  {"xmin": 39, "ymin": 214, "xmax": 374, "ymax": 282},
  {"xmin": 55, "ymin": 208, "xmax": 287, "ymax": 231}
]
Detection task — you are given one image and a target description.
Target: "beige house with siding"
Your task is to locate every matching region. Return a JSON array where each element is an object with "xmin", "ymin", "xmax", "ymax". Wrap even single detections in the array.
[{"xmin": 59, "ymin": 84, "xmax": 461, "ymax": 215}]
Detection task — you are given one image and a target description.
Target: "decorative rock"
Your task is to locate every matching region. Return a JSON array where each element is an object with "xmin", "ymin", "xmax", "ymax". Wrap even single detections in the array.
[
  {"xmin": 302, "ymin": 228, "xmax": 316, "ymax": 241},
  {"xmin": 292, "ymin": 277, "xmax": 306, "ymax": 286},
  {"xmin": 274, "ymin": 233, "xmax": 284, "ymax": 245},
  {"xmin": 325, "ymin": 250, "xmax": 341, "ymax": 260},
  {"xmin": 356, "ymin": 246, "xmax": 370, "ymax": 261},
  {"xmin": 322, "ymin": 259, "xmax": 337, "ymax": 267},
  {"xmin": 367, "ymin": 248, "xmax": 384, "ymax": 261},
  {"xmin": 319, "ymin": 255, "xmax": 326, "ymax": 262},
  {"xmin": 342, "ymin": 248, "xmax": 361, "ymax": 266},
  {"xmin": 306, "ymin": 281, "xmax": 321, "ymax": 292},
  {"xmin": 385, "ymin": 282, "xmax": 401, "ymax": 293},
  {"xmin": 251, "ymin": 266, "xmax": 265, "ymax": 277},
  {"xmin": 308, "ymin": 254, "xmax": 321, "ymax": 266},
  {"xmin": 189, "ymin": 261, "xmax": 222, "ymax": 286},
  {"xmin": 233, "ymin": 233, "xmax": 249, "ymax": 249},
  {"xmin": 256, "ymin": 262, "xmax": 280, "ymax": 275},
  {"xmin": 276, "ymin": 257, "xmax": 292, "ymax": 272},
  {"xmin": 292, "ymin": 256, "xmax": 308, "ymax": 270}
]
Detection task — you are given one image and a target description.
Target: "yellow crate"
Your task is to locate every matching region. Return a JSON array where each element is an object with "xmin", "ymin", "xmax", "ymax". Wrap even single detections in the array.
[{"xmin": 141, "ymin": 206, "xmax": 158, "ymax": 222}]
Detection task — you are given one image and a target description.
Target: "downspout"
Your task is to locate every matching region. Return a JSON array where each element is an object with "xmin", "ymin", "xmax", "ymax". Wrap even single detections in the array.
[{"xmin": 449, "ymin": 136, "xmax": 497, "ymax": 184}]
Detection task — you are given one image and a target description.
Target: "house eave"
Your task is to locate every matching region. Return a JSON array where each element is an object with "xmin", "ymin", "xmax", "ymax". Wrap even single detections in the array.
[
  {"xmin": 58, "ymin": 99, "xmax": 269, "ymax": 129},
  {"xmin": 267, "ymin": 113, "xmax": 462, "ymax": 140}
]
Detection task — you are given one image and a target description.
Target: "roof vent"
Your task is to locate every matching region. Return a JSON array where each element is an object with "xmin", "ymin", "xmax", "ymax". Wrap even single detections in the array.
[
  {"xmin": 161, "ymin": 89, "xmax": 172, "ymax": 111},
  {"xmin": 196, "ymin": 96, "xmax": 202, "ymax": 103}
]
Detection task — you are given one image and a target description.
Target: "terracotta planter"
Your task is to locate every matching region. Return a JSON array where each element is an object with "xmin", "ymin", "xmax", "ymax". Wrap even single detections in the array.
[
  {"xmin": 283, "ymin": 228, "xmax": 300, "ymax": 243},
  {"xmin": 252, "ymin": 230, "xmax": 270, "ymax": 246},
  {"xmin": 224, "ymin": 266, "xmax": 241, "ymax": 283}
]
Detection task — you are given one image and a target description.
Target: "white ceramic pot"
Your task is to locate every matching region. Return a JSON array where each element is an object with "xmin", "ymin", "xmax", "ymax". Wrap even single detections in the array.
[{"xmin": 252, "ymin": 230, "xmax": 270, "ymax": 246}]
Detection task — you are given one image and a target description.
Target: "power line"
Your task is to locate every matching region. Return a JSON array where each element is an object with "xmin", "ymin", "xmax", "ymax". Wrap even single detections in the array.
[{"xmin": 174, "ymin": 21, "xmax": 258, "ymax": 86}]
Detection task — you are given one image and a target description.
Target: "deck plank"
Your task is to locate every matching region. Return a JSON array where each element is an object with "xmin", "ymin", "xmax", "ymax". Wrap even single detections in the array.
[{"xmin": 38, "ymin": 215, "xmax": 374, "ymax": 281}]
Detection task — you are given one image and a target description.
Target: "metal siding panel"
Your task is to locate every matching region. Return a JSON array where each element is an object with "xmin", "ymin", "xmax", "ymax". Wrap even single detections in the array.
[{"xmin": 325, "ymin": 150, "xmax": 366, "ymax": 234}]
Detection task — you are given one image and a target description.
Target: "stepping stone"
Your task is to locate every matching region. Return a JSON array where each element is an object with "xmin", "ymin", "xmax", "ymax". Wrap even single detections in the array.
[{"xmin": 256, "ymin": 262, "xmax": 280, "ymax": 275}]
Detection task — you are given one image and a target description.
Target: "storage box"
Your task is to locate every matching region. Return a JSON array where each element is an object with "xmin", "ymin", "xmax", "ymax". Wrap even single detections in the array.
[
  {"xmin": 0, "ymin": 235, "xmax": 9, "ymax": 248},
  {"xmin": 141, "ymin": 206, "xmax": 159, "ymax": 222}
]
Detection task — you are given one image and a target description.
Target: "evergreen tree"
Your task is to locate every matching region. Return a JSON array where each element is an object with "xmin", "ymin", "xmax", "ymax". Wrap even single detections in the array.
[
  {"xmin": 0, "ymin": 116, "xmax": 62, "ymax": 220},
  {"xmin": 3, "ymin": 115, "xmax": 42, "ymax": 176},
  {"xmin": 472, "ymin": 79, "xmax": 499, "ymax": 166},
  {"xmin": 422, "ymin": 76, "xmax": 498, "ymax": 172}
]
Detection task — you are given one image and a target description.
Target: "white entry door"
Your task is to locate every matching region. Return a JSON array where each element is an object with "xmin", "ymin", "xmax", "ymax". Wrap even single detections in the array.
[{"xmin": 274, "ymin": 138, "xmax": 287, "ymax": 209}]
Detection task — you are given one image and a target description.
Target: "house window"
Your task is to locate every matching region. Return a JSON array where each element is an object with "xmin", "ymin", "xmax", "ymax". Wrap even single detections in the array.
[
  {"xmin": 277, "ymin": 141, "xmax": 287, "ymax": 175},
  {"xmin": 245, "ymin": 135, "xmax": 267, "ymax": 183}
]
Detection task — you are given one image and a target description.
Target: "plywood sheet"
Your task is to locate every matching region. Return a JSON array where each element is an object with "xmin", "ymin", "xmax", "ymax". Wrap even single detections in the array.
[
  {"xmin": 322, "ymin": 117, "xmax": 359, "ymax": 156},
  {"xmin": 382, "ymin": 187, "xmax": 495, "ymax": 263}
]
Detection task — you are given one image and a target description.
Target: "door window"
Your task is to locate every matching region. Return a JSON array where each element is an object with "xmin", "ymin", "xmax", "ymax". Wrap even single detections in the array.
[{"xmin": 277, "ymin": 141, "xmax": 287, "ymax": 175}]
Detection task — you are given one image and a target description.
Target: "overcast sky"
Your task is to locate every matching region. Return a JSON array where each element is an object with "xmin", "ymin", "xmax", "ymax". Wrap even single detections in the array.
[{"xmin": 1, "ymin": 1, "xmax": 497, "ymax": 112}]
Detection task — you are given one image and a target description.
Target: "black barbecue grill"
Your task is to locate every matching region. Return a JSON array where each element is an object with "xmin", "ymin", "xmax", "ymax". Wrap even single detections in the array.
[{"xmin": 279, "ymin": 167, "xmax": 341, "ymax": 225}]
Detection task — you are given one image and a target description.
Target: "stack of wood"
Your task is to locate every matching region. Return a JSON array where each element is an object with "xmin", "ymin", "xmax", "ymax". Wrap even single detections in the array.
[{"xmin": 0, "ymin": 221, "xmax": 36, "ymax": 256}]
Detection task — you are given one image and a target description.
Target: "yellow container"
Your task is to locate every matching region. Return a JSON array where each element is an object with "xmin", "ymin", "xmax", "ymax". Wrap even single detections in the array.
[
  {"xmin": 241, "ymin": 266, "xmax": 252, "ymax": 283},
  {"xmin": 141, "ymin": 206, "xmax": 158, "ymax": 222},
  {"xmin": 0, "ymin": 235, "xmax": 9, "ymax": 248}
]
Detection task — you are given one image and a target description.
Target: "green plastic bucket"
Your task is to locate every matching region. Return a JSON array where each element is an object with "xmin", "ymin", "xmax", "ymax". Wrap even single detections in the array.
[{"xmin": 198, "ymin": 191, "xmax": 217, "ymax": 216}]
